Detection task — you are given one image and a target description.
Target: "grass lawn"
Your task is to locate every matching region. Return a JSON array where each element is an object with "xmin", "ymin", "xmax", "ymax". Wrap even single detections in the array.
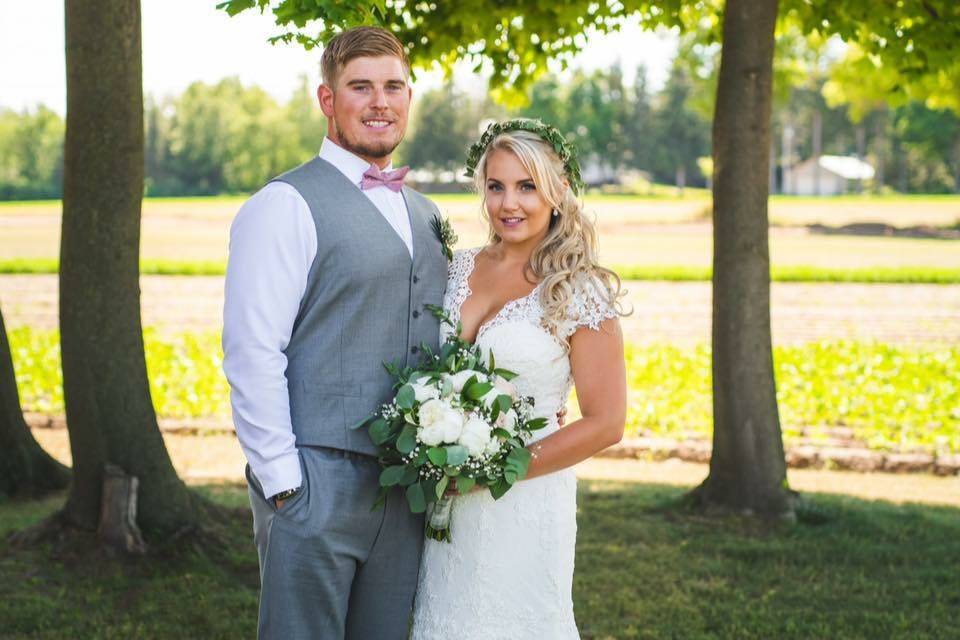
[{"xmin": 1, "ymin": 481, "xmax": 957, "ymax": 639}]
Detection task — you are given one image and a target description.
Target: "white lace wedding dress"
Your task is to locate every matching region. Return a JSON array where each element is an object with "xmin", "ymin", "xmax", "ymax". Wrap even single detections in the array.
[{"xmin": 410, "ymin": 247, "xmax": 617, "ymax": 640}]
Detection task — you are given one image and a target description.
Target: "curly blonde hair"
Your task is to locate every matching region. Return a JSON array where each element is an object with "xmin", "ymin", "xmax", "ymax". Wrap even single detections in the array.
[{"xmin": 473, "ymin": 129, "xmax": 628, "ymax": 341}]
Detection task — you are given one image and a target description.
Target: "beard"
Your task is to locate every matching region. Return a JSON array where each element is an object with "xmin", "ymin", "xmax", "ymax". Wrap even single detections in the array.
[{"xmin": 333, "ymin": 121, "xmax": 404, "ymax": 161}]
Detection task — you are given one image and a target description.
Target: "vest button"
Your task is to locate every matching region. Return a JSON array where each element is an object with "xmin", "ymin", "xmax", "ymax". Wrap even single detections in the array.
[
  {"xmin": 412, "ymin": 275, "xmax": 420, "ymax": 284},
  {"xmin": 410, "ymin": 346, "xmax": 419, "ymax": 354},
  {"xmin": 412, "ymin": 310, "xmax": 420, "ymax": 318}
]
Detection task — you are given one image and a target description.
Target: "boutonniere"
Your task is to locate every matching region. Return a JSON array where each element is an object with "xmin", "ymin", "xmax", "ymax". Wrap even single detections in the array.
[{"xmin": 430, "ymin": 214, "xmax": 458, "ymax": 261}]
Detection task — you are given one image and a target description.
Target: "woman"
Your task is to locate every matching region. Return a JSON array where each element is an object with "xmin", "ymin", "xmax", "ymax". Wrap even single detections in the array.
[{"xmin": 410, "ymin": 119, "xmax": 628, "ymax": 639}]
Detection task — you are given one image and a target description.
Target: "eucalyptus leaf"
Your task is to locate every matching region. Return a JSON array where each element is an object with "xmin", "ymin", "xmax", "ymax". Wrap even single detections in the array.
[
  {"xmin": 406, "ymin": 482, "xmax": 427, "ymax": 513},
  {"xmin": 396, "ymin": 424, "xmax": 418, "ymax": 454},
  {"xmin": 379, "ymin": 465, "xmax": 406, "ymax": 487},
  {"xmin": 396, "ymin": 384, "xmax": 416, "ymax": 410},
  {"xmin": 445, "ymin": 445, "xmax": 469, "ymax": 467},
  {"xmin": 369, "ymin": 418, "xmax": 391, "ymax": 445},
  {"xmin": 427, "ymin": 446, "xmax": 448, "ymax": 466},
  {"xmin": 456, "ymin": 476, "xmax": 476, "ymax": 494}
]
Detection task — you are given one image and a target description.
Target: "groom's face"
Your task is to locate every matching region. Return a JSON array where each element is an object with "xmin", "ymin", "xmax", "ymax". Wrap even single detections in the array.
[{"xmin": 318, "ymin": 55, "xmax": 411, "ymax": 167}]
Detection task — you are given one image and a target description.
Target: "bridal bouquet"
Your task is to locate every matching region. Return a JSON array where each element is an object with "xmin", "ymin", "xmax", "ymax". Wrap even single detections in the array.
[{"xmin": 353, "ymin": 305, "xmax": 547, "ymax": 542}]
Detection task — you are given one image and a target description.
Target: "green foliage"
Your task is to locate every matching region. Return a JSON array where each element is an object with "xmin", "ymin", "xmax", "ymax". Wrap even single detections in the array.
[
  {"xmin": 216, "ymin": 0, "xmax": 697, "ymax": 99},
  {"xmin": 0, "ymin": 106, "xmax": 64, "ymax": 200},
  {"xmin": 624, "ymin": 341, "xmax": 960, "ymax": 453},
  {"xmin": 3, "ymin": 260, "xmax": 958, "ymax": 284},
  {"xmin": 9, "ymin": 328, "xmax": 959, "ymax": 453}
]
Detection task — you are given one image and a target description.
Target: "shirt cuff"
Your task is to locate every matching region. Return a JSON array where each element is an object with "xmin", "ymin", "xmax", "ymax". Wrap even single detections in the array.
[{"xmin": 253, "ymin": 450, "xmax": 303, "ymax": 499}]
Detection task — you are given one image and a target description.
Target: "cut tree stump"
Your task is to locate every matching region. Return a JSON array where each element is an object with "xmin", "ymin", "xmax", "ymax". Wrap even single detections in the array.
[{"xmin": 97, "ymin": 464, "xmax": 147, "ymax": 554}]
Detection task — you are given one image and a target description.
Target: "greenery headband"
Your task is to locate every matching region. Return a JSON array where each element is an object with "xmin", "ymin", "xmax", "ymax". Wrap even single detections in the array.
[{"xmin": 464, "ymin": 118, "xmax": 584, "ymax": 195}]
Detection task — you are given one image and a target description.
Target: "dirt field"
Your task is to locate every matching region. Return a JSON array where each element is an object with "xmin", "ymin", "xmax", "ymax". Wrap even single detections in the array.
[
  {"xmin": 3, "ymin": 196, "xmax": 959, "ymax": 269},
  {"xmin": 3, "ymin": 274, "xmax": 958, "ymax": 345},
  {"xmin": 28, "ymin": 427, "xmax": 960, "ymax": 507}
]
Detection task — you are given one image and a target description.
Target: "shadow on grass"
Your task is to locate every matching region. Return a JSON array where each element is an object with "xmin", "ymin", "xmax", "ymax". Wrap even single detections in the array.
[
  {"xmin": 575, "ymin": 480, "xmax": 960, "ymax": 640},
  {"xmin": 1, "ymin": 480, "xmax": 958, "ymax": 639}
]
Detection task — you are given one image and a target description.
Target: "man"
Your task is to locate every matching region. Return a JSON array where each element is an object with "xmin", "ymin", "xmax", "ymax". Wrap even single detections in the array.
[{"xmin": 222, "ymin": 26, "xmax": 449, "ymax": 639}]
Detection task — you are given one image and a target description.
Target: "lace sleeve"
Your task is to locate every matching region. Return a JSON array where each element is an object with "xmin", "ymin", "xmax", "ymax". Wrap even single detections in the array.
[
  {"xmin": 442, "ymin": 248, "xmax": 479, "ymax": 316},
  {"xmin": 557, "ymin": 273, "xmax": 619, "ymax": 339}
]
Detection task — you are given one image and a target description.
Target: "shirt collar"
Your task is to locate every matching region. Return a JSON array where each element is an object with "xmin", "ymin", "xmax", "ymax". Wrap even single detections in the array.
[{"xmin": 318, "ymin": 137, "xmax": 393, "ymax": 187}]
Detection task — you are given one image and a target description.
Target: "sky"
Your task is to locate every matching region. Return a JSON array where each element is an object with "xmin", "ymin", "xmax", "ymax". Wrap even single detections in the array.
[{"xmin": 1, "ymin": 1, "xmax": 678, "ymax": 115}]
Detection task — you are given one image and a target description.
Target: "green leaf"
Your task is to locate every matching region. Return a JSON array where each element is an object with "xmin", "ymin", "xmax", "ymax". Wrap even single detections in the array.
[
  {"xmin": 371, "ymin": 485, "xmax": 389, "ymax": 512},
  {"xmin": 379, "ymin": 465, "xmax": 406, "ymax": 487},
  {"xmin": 496, "ymin": 394, "xmax": 513, "ymax": 413},
  {"xmin": 526, "ymin": 417, "xmax": 549, "ymax": 431},
  {"xmin": 492, "ymin": 428, "xmax": 511, "ymax": 439},
  {"xmin": 396, "ymin": 424, "xmax": 418, "ymax": 454},
  {"xmin": 506, "ymin": 447, "xmax": 532, "ymax": 481},
  {"xmin": 406, "ymin": 483, "xmax": 427, "ymax": 513},
  {"xmin": 369, "ymin": 418, "xmax": 392, "ymax": 445},
  {"xmin": 435, "ymin": 475, "xmax": 449, "ymax": 499},
  {"xmin": 493, "ymin": 367, "xmax": 518, "ymax": 381},
  {"xmin": 489, "ymin": 478, "xmax": 511, "ymax": 500},
  {"xmin": 465, "ymin": 382, "xmax": 493, "ymax": 401},
  {"xmin": 427, "ymin": 446, "xmax": 448, "ymax": 466},
  {"xmin": 399, "ymin": 466, "xmax": 419, "ymax": 486},
  {"xmin": 396, "ymin": 384, "xmax": 416, "ymax": 410},
  {"xmin": 490, "ymin": 400, "xmax": 501, "ymax": 422},
  {"xmin": 456, "ymin": 476, "xmax": 476, "ymax": 494},
  {"xmin": 445, "ymin": 445, "xmax": 469, "ymax": 466},
  {"xmin": 488, "ymin": 349, "xmax": 496, "ymax": 372},
  {"xmin": 349, "ymin": 413, "xmax": 375, "ymax": 431},
  {"xmin": 421, "ymin": 477, "xmax": 438, "ymax": 504}
]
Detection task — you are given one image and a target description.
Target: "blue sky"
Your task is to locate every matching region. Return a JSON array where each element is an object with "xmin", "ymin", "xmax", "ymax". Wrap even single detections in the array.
[{"xmin": 2, "ymin": 1, "xmax": 677, "ymax": 115}]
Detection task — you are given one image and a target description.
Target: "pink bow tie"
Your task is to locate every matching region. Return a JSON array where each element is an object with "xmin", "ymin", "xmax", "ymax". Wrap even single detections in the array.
[{"xmin": 361, "ymin": 164, "xmax": 409, "ymax": 192}]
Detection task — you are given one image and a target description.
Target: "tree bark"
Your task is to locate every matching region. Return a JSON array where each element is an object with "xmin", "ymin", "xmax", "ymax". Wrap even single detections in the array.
[
  {"xmin": 690, "ymin": 0, "xmax": 794, "ymax": 519},
  {"xmin": 855, "ymin": 124, "xmax": 866, "ymax": 193},
  {"xmin": 812, "ymin": 107, "xmax": 822, "ymax": 196},
  {"xmin": 60, "ymin": 0, "xmax": 201, "ymax": 538},
  {"xmin": 0, "ymin": 307, "xmax": 70, "ymax": 499}
]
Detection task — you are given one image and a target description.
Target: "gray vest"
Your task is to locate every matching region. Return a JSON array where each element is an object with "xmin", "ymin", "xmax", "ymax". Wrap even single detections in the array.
[{"xmin": 272, "ymin": 157, "xmax": 449, "ymax": 454}]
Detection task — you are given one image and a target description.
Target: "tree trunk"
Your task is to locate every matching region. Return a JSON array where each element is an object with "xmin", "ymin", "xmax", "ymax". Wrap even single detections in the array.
[
  {"xmin": 675, "ymin": 165, "xmax": 686, "ymax": 196},
  {"xmin": 0, "ymin": 307, "xmax": 70, "ymax": 499},
  {"xmin": 780, "ymin": 116, "xmax": 794, "ymax": 194},
  {"xmin": 690, "ymin": 0, "xmax": 794, "ymax": 520},
  {"xmin": 873, "ymin": 108, "xmax": 886, "ymax": 193},
  {"xmin": 953, "ymin": 133, "xmax": 960, "ymax": 194},
  {"xmin": 61, "ymin": 0, "xmax": 201, "ymax": 539},
  {"xmin": 812, "ymin": 107, "xmax": 822, "ymax": 196},
  {"xmin": 855, "ymin": 124, "xmax": 866, "ymax": 193}
]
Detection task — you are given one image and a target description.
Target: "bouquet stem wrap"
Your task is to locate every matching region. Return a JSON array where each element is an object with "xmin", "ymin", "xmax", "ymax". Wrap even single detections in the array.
[{"xmin": 425, "ymin": 496, "xmax": 454, "ymax": 542}]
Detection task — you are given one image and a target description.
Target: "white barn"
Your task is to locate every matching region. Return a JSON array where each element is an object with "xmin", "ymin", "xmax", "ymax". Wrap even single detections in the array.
[{"xmin": 785, "ymin": 155, "xmax": 875, "ymax": 196}]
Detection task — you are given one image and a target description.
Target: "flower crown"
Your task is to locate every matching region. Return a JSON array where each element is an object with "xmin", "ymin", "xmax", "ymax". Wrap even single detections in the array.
[{"xmin": 464, "ymin": 118, "xmax": 584, "ymax": 195}]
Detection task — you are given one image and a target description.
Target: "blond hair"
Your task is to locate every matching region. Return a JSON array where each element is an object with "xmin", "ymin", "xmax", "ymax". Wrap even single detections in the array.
[
  {"xmin": 474, "ymin": 130, "xmax": 627, "ymax": 342},
  {"xmin": 321, "ymin": 26, "xmax": 410, "ymax": 88}
]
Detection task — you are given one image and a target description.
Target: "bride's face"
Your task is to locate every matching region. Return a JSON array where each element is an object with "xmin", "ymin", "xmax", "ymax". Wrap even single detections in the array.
[{"xmin": 483, "ymin": 150, "xmax": 552, "ymax": 248}]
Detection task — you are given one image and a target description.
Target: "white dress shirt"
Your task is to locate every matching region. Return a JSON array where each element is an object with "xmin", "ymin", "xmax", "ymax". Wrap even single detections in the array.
[{"xmin": 222, "ymin": 138, "xmax": 413, "ymax": 498}]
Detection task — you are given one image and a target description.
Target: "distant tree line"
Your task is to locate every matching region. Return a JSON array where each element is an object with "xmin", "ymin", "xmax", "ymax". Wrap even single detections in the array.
[{"xmin": 1, "ymin": 63, "xmax": 958, "ymax": 200}]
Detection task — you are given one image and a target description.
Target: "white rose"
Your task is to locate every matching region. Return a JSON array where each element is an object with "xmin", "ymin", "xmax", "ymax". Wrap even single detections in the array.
[
  {"xmin": 458, "ymin": 415, "xmax": 493, "ymax": 457},
  {"xmin": 497, "ymin": 408, "xmax": 519, "ymax": 436},
  {"xmin": 444, "ymin": 369, "xmax": 483, "ymax": 393},
  {"xmin": 418, "ymin": 399, "xmax": 464, "ymax": 446},
  {"xmin": 483, "ymin": 434, "xmax": 502, "ymax": 458},
  {"xmin": 410, "ymin": 376, "xmax": 440, "ymax": 403}
]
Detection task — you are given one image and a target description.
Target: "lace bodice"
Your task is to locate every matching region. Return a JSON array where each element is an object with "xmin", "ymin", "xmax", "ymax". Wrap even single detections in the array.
[{"xmin": 441, "ymin": 247, "xmax": 617, "ymax": 424}]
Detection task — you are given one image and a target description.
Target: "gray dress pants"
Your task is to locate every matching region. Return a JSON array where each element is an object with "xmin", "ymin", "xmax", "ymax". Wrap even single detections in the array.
[{"xmin": 247, "ymin": 446, "xmax": 424, "ymax": 639}]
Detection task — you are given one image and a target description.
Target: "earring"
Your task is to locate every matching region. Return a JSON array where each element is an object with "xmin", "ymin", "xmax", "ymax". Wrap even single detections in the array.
[{"xmin": 552, "ymin": 209, "xmax": 559, "ymax": 217}]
